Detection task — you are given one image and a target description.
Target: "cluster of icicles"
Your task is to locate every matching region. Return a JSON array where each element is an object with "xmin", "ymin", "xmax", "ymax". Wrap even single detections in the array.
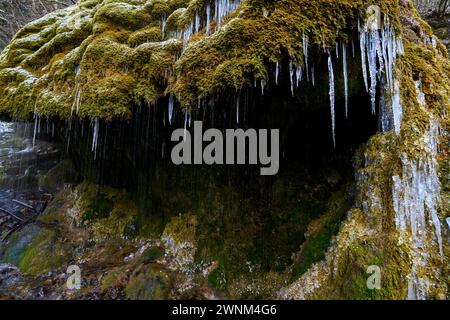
[
  {"xmin": 324, "ymin": 16, "xmax": 404, "ymax": 147},
  {"xmin": 271, "ymin": 16, "xmax": 405, "ymax": 148},
  {"xmin": 161, "ymin": 15, "xmax": 405, "ymax": 149},
  {"xmin": 163, "ymin": 0, "xmax": 241, "ymax": 49}
]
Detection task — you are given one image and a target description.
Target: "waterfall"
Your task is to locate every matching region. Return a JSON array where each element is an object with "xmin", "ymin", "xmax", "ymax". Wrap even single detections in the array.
[{"xmin": 327, "ymin": 52, "xmax": 336, "ymax": 148}]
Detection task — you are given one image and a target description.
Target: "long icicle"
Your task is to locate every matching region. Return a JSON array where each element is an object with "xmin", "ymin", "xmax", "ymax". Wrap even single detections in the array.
[
  {"xmin": 343, "ymin": 43, "xmax": 349, "ymax": 118},
  {"xmin": 359, "ymin": 19, "xmax": 369, "ymax": 92},
  {"xmin": 327, "ymin": 51, "xmax": 336, "ymax": 148}
]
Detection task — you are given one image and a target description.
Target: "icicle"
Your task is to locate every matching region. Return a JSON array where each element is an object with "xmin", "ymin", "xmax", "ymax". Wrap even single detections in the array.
[
  {"xmin": 352, "ymin": 39, "xmax": 355, "ymax": 58},
  {"xmin": 367, "ymin": 30, "xmax": 378, "ymax": 114},
  {"xmin": 195, "ymin": 12, "xmax": 200, "ymax": 33},
  {"xmin": 303, "ymin": 32, "xmax": 309, "ymax": 83},
  {"xmin": 391, "ymin": 80, "xmax": 403, "ymax": 134},
  {"xmin": 206, "ymin": 2, "xmax": 211, "ymax": 35},
  {"xmin": 359, "ymin": 20, "xmax": 369, "ymax": 92},
  {"xmin": 92, "ymin": 118, "xmax": 99, "ymax": 158},
  {"xmin": 343, "ymin": 43, "xmax": 349, "ymax": 118},
  {"xmin": 236, "ymin": 95, "xmax": 240, "ymax": 124},
  {"xmin": 393, "ymin": 121, "xmax": 443, "ymax": 298},
  {"xmin": 311, "ymin": 65, "xmax": 315, "ymax": 87},
  {"xmin": 275, "ymin": 62, "xmax": 280, "ymax": 85},
  {"xmin": 327, "ymin": 51, "xmax": 336, "ymax": 148},
  {"xmin": 161, "ymin": 16, "xmax": 166, "ymax": 39},
  {"xmin": 32, "ymin": 102, "xmax": 39, "ymax": 148},
  {"xmin": 289, "ymin": 61, "xmax": 294, "ymax": 96},
  {"xmin": 75, "ymin": 87, "xmax": 81, "ymax": 114},
  {"xmin": 168, "ymin": 95, "xmax": 174, "ymax": 124},
  {"xmin": 183, "ymin": 23, "xmax": 193, "ymax": 49},
  {"xmin": 33, "ymin": 116, "xmax": 39, "ymax": 148},
  {"xmin": 183, "ymin": 110, "xmax": 188, "ymax": 140},
  {"xmin": 296, "ymin": 65, "xmax": 302, "ymax": 87},
  {"xmin": 214, "ymin": 0, "xmax": 241, "ymax": 30},
  {"xmin": 260, "ymin": 79, "xmax": 266, "ymax": 95}
]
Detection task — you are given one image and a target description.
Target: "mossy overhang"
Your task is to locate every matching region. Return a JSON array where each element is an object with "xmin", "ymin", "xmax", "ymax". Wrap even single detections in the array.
[{"xmin": 0, "ymin": 0, "xmax": 424, "ymax": 121}]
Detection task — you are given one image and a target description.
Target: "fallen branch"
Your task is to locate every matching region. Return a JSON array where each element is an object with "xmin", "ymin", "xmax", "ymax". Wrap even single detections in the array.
[{"xmin": 0, "ymin": 207, "xmax": 25, "ymax": 222}]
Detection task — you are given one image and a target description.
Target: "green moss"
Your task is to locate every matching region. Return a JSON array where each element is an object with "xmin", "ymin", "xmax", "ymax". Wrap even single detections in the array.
[
  {"xmin": 139, "ymin": 246, "xmax": 165, "ymax": 263},
  {"xmin": 0, "ymin": 0, "xmax": 403, "ymax": 120},
  {"xmin": 125, "ymin": 264, "xmax": 170, "ymax": 300},
  {"xmin": 18, "ymin": 229, "xmax": 71, "ymax": 275},
  {"xmin": 75, "ymin": 182, "xmax": 138, "ymax": 239}
]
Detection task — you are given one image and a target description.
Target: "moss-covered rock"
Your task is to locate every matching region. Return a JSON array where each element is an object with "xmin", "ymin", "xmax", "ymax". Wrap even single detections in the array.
[{"xmin": 0, "ymin": 0, "xmax": 411, "ymax": 120}]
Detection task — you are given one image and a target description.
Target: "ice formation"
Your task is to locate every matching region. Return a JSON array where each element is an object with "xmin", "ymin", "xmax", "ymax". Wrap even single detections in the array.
[
  {"xmin": 392, "ymin": 81, "xmax": 443, "ymax": 300},
  {"xmin": 327, "ymin": 52, "xmax": 336, "ymax": 148}
]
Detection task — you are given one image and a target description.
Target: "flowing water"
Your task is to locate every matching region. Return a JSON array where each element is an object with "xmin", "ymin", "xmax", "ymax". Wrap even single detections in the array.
[{"xmin": 0, "ymin": 121, "xmax": 60, "ymax": 242}]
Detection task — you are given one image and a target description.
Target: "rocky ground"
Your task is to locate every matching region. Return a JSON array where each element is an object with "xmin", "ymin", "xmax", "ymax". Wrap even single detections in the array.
[{"xmin": 0, "ymin": 184, "xmax": 218, "ymax": 300}]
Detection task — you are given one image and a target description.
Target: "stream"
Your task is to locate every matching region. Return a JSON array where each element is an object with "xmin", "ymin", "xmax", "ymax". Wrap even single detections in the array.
[{"xmin": 0, "ymin": 121, "xmax": 62, "ymax": 299}]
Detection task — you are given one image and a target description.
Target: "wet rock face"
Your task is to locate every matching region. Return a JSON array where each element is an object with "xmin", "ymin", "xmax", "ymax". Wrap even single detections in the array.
[
  {"xmin": 0, "ymin": 0, "xmax": 75, "ymax": 51},
  {"xmin": 0, "ymin": 0, "xmax": 448, "ymax": 300}
]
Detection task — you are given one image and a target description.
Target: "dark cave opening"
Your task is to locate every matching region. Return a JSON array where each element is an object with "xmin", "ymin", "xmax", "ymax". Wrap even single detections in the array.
[{"xmin": 52, "ymin": 45, "xmax": 382, "ymax": 283}]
